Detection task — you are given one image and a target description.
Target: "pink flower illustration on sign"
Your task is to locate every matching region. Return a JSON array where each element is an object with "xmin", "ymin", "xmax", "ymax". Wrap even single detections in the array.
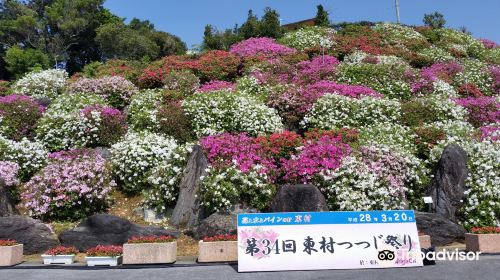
[{"xmin": 239, "ymin": 228, "xmax": 280, "ymax": 259}]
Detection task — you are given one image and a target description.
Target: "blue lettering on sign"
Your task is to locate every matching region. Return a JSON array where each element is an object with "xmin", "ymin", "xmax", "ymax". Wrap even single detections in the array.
[{"xmin": 238, "ymin": 210, "xmax": 415, "ymax": 227}]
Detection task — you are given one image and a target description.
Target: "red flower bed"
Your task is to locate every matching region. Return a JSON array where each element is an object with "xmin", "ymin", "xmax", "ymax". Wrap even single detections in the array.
[
  {"xmin": 193, "ymin": 50, "xmax": 240, "ymax": 82},
  {"xmin": 470, "ymin": 227, "xmax": 500, "ymax": 234},
  {"xmin": 203, "ymin": 234, "xmax": 237, "ymax": 242},
  {"xmin": 45, "ymin": 246, "xmax": 79, "ymax": 255},
  {"xmin": 127, "ymin": 235, "xmax": 176, "ymax": 244},
  {"xmin": 0, "ymin": 239, "xmax": 17, "ymax": 246},
  {"xmin": 86, "ymin": 245, "xmax": 123, "ymax": 257}
]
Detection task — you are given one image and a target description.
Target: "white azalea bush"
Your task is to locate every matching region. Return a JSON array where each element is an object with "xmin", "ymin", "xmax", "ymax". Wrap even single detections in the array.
[
  {"xmin": 127, "ymin": 89, "xmax": 163, "ymax": 131},
  {"xmin": 183, "ymin": 91, "xmax": 283, "ymax": 137},
  {"xmin": 110, "ymin": 132, "xmax": 179, "ymax": 192},
  {"xmin": 419, "ymin": 46, "xmax": 454, "ymax": 62},
  {"xmin": 453, "ymin": 59, "xmax": 493, "ymax": 94},
  {"xmin": 0, "ymin": 135, "xmax": 47, "ymax": 180},
  {"xmin": 359, "ymin": 123, "xmax": 417, "ymax": 154},
  {"xmin": 279, "ymin": 26, "xmax": 336, "ymax": 50},
  {"xmin": 13, "ymin": 69, "xmax": 68, "ymax": 99},
  {"xmin": 144, "ymin": 143, "xmax": 193, "ymax": 212},
  {"xmin": 344, "ymin": 50, "xmax": 409, "ymax": 67},
  {"xmin": 35, "ymin": 93, "xmax": 107, "ymax": 151},
  {"xmin": 199, "ymin": 165, "xmax": 276, "ymax": 214},
  {"xmin": 302, "ymin": 94, "xmax": 401, "ymax": 130}
]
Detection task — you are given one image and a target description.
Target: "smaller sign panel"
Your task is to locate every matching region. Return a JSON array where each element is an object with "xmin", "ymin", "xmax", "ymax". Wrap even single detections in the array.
[{"xmin": 237, "ymin": 210, "xmax": 423, "ymax": 272}]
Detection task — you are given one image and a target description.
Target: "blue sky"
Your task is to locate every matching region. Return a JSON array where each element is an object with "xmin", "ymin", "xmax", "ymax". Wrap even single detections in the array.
[{"xmin": 104, "ymin": 0, "xmax": 500, "ymax": 49}]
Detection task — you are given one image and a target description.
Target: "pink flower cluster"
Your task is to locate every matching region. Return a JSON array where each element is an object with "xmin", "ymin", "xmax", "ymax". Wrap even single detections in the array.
[
  {"xmin": 454, "ymin": 97, "xmax": 500, "ymax": 127},
  {"xmin": 479, "ymin": 126, "xmax": 499, "ymax": 142},
  {"xmin": 293, "ymin": 55, "xmax": 339, "ymax": 84},
  {"xmin": 410, "ymin": 62, "xmax": 463, "ymax": 94},
  {"xmin": 80, "ymin": 105, "xmax": 128, "ymax": 147},
  {"xmin": 22, "ymin": 149, "xmax": 115, "ymax": 220},
  {"xmin": 0, "ymin": 161, "xmax": 19, "ymax": 187},
  {"xmin": 282, "ymin": 135, "xmax": 351, "ymax": 183},
  {"xmin": 197, "ymin": 80, "xmax": 235, "ymax": 93},
  {"xmin": 230, "ymin": 37, "xmax": 295, "ymax": 58},
  {"xmin": 69, "ymin": 76, "xmax": 138, "ymax": 108},
  {"xmin": 489, "ymin": 65, "xmax": 500, "ymax": 95},
  {"xmin": 480, "ymin": 39, "xmax": 499, "ymax": 49}
]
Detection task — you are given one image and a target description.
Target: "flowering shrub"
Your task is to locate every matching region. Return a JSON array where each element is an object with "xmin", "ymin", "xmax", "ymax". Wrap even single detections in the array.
[
  {"xmin": 83, "ymin": 59, "xmax": 145, "ymax": 85},
  {"xmin": 0, "ymin": 80, "xmax": 10, "ymax": 95},
  {"xmin": 374, "ymin": 23, "xmax": 427, "ymax": 46},
  {"xmin": 127, "ymin": 235, "xmax": 176, "ymax": 243},
  {"xmin": 145, "ymin": 144, "xmax": 191, "ymax": 212},
  {"xmin": 110, "ymin": 132, "xmax": 179, "ymax": 192},
  {"xmin": 336, "ymin": 63, "xmax": 412, "ymax": 99},
  {"xmin": 400, "ymin": 96, "xmax": 467, "ymax": 127},
  {"xmin": 302, "ymin": 94, "xmax": 401, "ymax": 130},
  {"xmin": 230, "ymin": 37, "xmax": 295, "ymax": 58},
  {"xmin": 35, "ymin": 93, "xmax": 109, "ymax": 151},
  {"xmin": 13, "ymin": 69, "xmax": 68, "ymax": 99},
  {"xmin": 22, "ymin": 149, "xmax": 114, "ymax": 220},
  {"xmin": 470, "ymin": 227, "xmax": 500, "ymax": 234},
  {"xmin": 279, "ymin": 26, "xmax": 335, "ymax": 51},
  {"xmin": 198, "ymin": 80, "xmax": 235, "ymax": 93},
  {"xmin": 0, "ymin": 136, "xmax": 47, "ymax": 180},
  {"xmin": 0, "ymin": 95, "xmax": 44, "ymax": 141},
  {"xmin": 453, "ymin": 59, "xmax": 493, "ymax": 95},
  {"xmin": 127, "ymin": 89, "xmax": 163, "ymax": 131},
  {"xmin": 203, "ymin": 234, "xmax": 237, "ymax": 242},
  {"xmin": 86, "ymin": 245, "xmax": 122, "ymax": 257},
  {"xmin": 162, "ymin": 70, "xmax": 200, "ymax": 94},
  {"xmin": 489, "ymin": 65, "xmax": 500, "ymax": 95},
  {"xmin": 344, "ymin": 50, "xmax": 409, "ymax": 67},
  {"xmin": 45, "ymin": 246, "xmax": 79, "ymax": 255},
  {"xmin": 479, "ymin": 125, "xmax": 499, "ymax": 142},
  {"xmin": 454, "ymin": 97, "xmax": 499, "ymax": 127},
  {"xmin": 0, "ymin": 240, "xmax": 17, "ymax": 246},
  {"xmin": 79, "ymin": 105, "xmax": 128, "ymax": 147},
  {"xmin": 183, "ymin": 91, "xmax": 283, "ymax": 137},
  {"xmin": 156, "ymin": 101, "xmax": 195, "ymax": 143},
  {"xmin": 359, "ymin": 124, "xmax": 417, "ymax": 154},
  {"xmin": 193, "ymin": 50, "xmax": 240, "ymax": 82},
  {"xmin": 0, "ymin": 161, "xmax": 19, "ymax": 187},
  {"xmin": 69, "ymin": 76, "xmax": 138, "ymax": 108},
  {"xmin": 293, "ymin": 55, "xmax": 339, "ymax": 84},
  {"xmin": 138, "ymin": 55, "xmax": 192, "ymax": 89}
]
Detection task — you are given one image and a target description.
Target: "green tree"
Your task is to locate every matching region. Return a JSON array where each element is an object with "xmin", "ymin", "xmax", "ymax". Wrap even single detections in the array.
[
  {"xmin": 314, "ymin": 4, "xmax": 330, "ymax": 27},
  {"xmin": 202, "ymin": 25, "xmax": 241, "ymax": 51},
  {"xmin": 423, "ymin": 12, "xmax": 446, "ymax": 29},
  {"xmin": 258, "ymin": 7, "xmax": 283, "ymax": 38},
  {"xmin": 4, "ymin": 46, "xmax": 49, "ymax": 79},
  {"xmin": 239, "ymin": 10, "xmax": 259, "ymax": 39}
]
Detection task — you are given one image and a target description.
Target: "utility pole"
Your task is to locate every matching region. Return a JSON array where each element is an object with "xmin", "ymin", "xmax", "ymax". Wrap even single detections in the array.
[{"xmin": 395, "ymin": 0, "xmax": 400, "ymax": 24}]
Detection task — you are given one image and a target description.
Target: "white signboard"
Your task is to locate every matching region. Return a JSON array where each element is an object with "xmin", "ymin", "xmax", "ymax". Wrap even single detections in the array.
[{"xmin": 237, "ymin": 210, "xmax": 423, "ymax": 272}]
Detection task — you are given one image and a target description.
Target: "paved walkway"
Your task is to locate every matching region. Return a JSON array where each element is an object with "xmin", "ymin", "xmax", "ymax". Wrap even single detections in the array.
[{"xmin": 1, "ymin": 255, "xmax": 499, "ymax": 280}]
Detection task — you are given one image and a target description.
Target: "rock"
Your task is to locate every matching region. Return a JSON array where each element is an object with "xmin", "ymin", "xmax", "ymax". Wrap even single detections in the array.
[
  {"xmin": 170, "ymin": 145, "xmax": 208, "ymax": 228},
  {"xmin": 194, "ymin": 204, "xmax": 258, "ymax": 239},
  {"xmin": 0, "ymin": 178, "xmax": 18, "ymax": 216},
  {"xmin": 94, "ymin": 147, "xmax": 112, "ymax": 160},
  {"xmin": 429, "ymin": 144, "xmax": 469, "ymax": 222},
  {"xmin": 415, "ymin": 212, "xmax": 466, "ymax": 246},
  {"xmin": 268, "ymin": 184, "xmax": 328, "ymax": 212},
  {"xmin": 0, "ymin": 215, "xmax": 59, "ymax": 254},
  {"xmin": 59, "ymin": 214, "xmax": 180, "ymax": 251}
]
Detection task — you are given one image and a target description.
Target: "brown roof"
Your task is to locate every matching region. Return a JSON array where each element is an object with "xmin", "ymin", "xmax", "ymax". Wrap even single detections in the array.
[{"xmin": 282, "ymin": 18, "xmax": 316, "ymax": 31}]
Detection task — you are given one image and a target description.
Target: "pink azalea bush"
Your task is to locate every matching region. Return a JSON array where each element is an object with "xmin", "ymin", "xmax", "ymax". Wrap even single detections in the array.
[
  {"xmin": 479, "ymin": 126, "xmax": 499, "ymax": 142},
  {"xmin": 410, "ymin": 61, "xmax": 463, "ymax": 94},
  {"xmin": 489, "ymin": 65, "xmax": 500, "ymax": 95},
  {"xmin": 197, "ymin": 80, "xmax": 235, "ymax": 93},
  {"xmin": 22, "ymin": 149, "xmax": 115, "ymax": 221},
  {"xmin": 230, "ymin": 37, "xmax": 295, "ymax": 58},
  {"xmin": 480, "ymin": 39, "xmax": 499, "ymax": 49},
  {"xmin": 0, "ymin": 95, "xmax": 44, "ymax": 141},
  {"xmin": 454, "ymin": 97, "xmax": 500, "ymax": 127},
  {"xmin": 293, "ymin": 55, "xmax": 339, "ymax": 84},
  {"xmin": 69, "ymin": 76, "xmax": 138, "ymax": 108},
  {"xmin": 0, "ymin": 161, "xmax": 19, "ymax": 187},
  {"xmin": 80, "ymin": 105, "xmax": 128, "ymax": 147}
]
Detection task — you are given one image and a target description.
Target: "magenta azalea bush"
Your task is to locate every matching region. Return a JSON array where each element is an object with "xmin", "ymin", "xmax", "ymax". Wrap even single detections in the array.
[
  {"xmin": 22, "ymin": 149, "xmax": 115, "ymax": 220},
  {"xmin": 230, "ymin": 37, "xmax": 295, "ymax": 58},
  {"xmin": 197, "ymin": 80, "xmax": 235, "ymax": 93},
  {"xmin": 293, "ymin": 55, "xmax": 339, "ymax": 84},
  {"xmin": 69, "ymin": 76, "xmax": 138, "ymax": 108},
  {"xmin": 0, "ymin": 95, "xmax": 44, "ymax": 141},
  {"xmin": 455, "ymin": 97, "xmax": 500, "ymax": 127}
]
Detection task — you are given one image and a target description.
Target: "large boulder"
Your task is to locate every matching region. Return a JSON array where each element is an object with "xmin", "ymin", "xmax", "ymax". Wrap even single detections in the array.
[
  {"xmin": 170, "ymin": 145, "xmax": 208, "ymax": 228},
  {"xmin": 194, "ymin": 204, "xmax": 258, "ymax": 239},
  {"xmin": 415, "ymin": 212, "xmax": 466, "ymax": 246},
  {"xmin": 0, "ymin": 215, "xmax": 59, "ymax": 254},
  {"xmin": 59, "ymin": 214, "xmax": 180, "ymax": 251},
  {"xmin": 0, "ymin": 178, "xmax": 18, "ymax": 216},
  {"xmin": 268, "ymin": 184, "xmax": 328, "ymax": 212},
  {"xmin": 428, "ymin": 144, "xmax": 469, "ymax": 223}
]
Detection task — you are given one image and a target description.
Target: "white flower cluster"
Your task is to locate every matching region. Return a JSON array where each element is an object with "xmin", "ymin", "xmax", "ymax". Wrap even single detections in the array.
[
  {"xmin": 13, "ymin": 69, "xmax": 68, "ymax": 99},
  {"xmin": 419, "ymin": 46, "xmax": 453, "ymax": 62},
  {"xmin": 374, "ymin": 23, "xmax": 427, "ymax": 44},
  {"xmin": 280, "ymin": 26, "xmax": 336, "ymax": 50},
  {"xmin": 453, "ymin": 59, "xmax": 493, "ymax": 94},
  {"xmin": 435, "ymin": 29, "xmax": 486, "ymax": 59},
  {"xmin": 35, "ymin": 93, "xmax": 107, "ymax": 151},
  {"xmin": 144, "ymin": 143, "xmax": 193, "ymax": 212},
  {"xmin": 127, "ymin": 89, "xmax": 163, "ymax": 131},
  {"xmin": 199, "ymin": 165, "xmax": 275, "ymax": 214},
  {"xmin": 236, "ymin": 76, "xmax": 269, "ymax": 98},
  {"xmin": 432, "ymin": 79, "xmax": 458, "ymax": 97},
  {"xmin": 302, "ymin": 94, "xmax": 401, "ymax": 130},
  {"xmin": 183, "ymin": 91, "xmax": 283, "ymax": 137},
  {"xmin": 359, "ymin": 123, "xmax": 417, "ymax": 154},
  {"xmin": 0, "ymin": 135, "xmax": 47, "ymax": 179},
  {"xmin": 344, "ymin": 50, "xmax": 409, "ymax": 67},
  {"xmin": 110, "ymin": 132, "xmax": 179, "ymax": 192}
]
